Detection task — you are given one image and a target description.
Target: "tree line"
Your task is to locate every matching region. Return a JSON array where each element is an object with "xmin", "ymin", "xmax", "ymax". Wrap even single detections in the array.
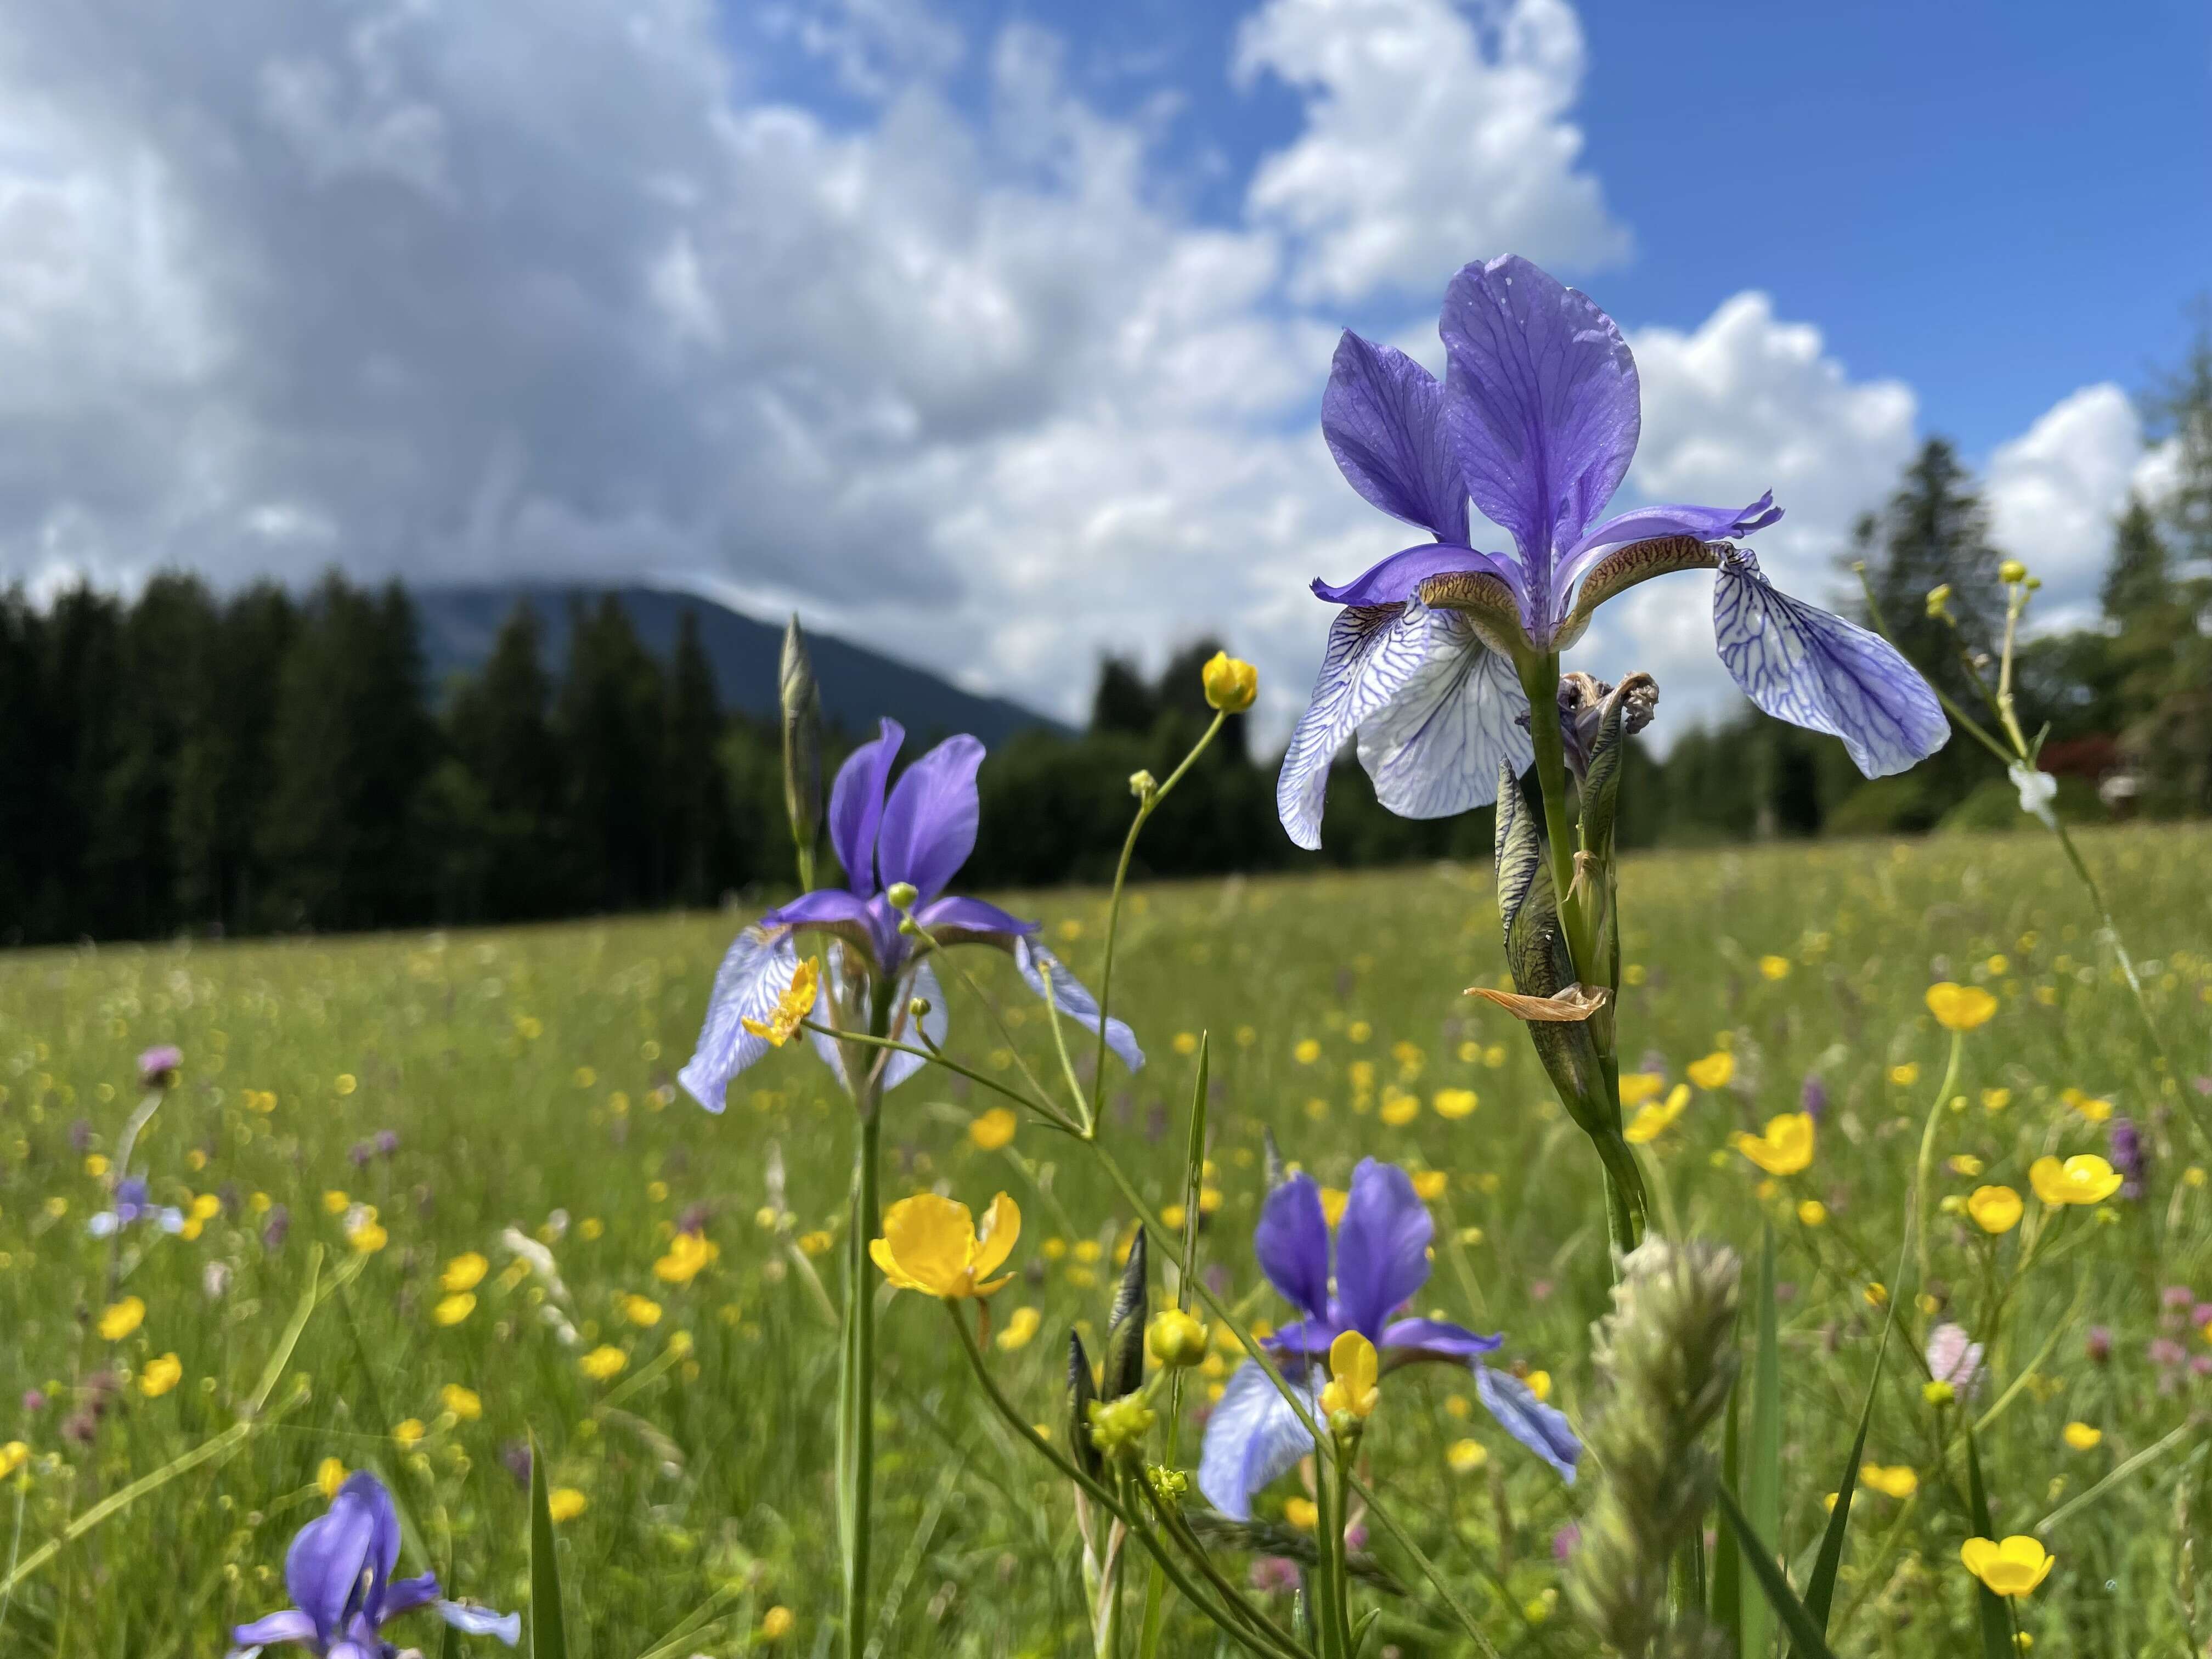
[{"xmin": 2, "ymin": 329, "xmax": 2205, "ymax": 946}]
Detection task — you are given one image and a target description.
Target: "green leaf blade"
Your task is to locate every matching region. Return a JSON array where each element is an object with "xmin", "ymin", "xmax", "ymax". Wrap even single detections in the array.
[{"xmin": 528, "ymin": 1431, "xmax": 568, "ymax": 1659}]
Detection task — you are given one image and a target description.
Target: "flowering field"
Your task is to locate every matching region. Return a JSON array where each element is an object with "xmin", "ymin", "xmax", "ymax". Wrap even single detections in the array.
[{"xmin": 1, "ymin": 820, "xmax": 2208, "ymax": 1656}]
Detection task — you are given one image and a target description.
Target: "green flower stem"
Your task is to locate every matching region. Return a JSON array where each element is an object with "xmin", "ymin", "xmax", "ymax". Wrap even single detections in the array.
[
  {"xmin": 1515, "ymin": 652, "xmax": 1587, "ymax": 973},
  {"xmin": 1312, "ymin": 1439, "xmax": 1347, "ymax": 1659},
  {"xmin": 1912, "ymin": 1032, "xmax": 1966, "ymax": 1336},
  {"xmin": 837, "ymin": 984, "xmax": 893, "ymax": 1659},
  {"xmin": 944, "ymin": 1304, "xmax": 1310, "ymax": 1659}
]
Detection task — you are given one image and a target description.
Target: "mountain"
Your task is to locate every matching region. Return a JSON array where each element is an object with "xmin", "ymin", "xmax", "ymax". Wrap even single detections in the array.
[{"xmin": 411, "ymin": 584, "xmax": 1069, "ymax": 745}]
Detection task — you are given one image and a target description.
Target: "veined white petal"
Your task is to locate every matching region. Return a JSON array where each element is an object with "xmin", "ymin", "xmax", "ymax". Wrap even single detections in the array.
[
  {"xmin": 1354, "ymin": 607, "xmax": 1531, "ymax": 818},
  {"xmin": 1276, "ymin": 602, "xmax": 1440, "ymax": 849}
]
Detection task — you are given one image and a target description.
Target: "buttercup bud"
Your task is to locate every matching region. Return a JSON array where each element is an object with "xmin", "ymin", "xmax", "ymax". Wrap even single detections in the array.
[
  {"xmin": 1128, "ymin": 769, "xmax": 1158, "ymax": 800},
  {"xmin": 1200, "ymin": 651, "xmax": 1257, "ymax": 714},
  {"xmin": 1925, "ymin": 583, "xmax": 1954, "ymax": 622},
  {"xmin": 1146, "ymin": 1308, "xmax": 1209, "ymax": 1368},
  {"xmin": 907, "ymin": 997, "xmax": 932, "ymax": 1022},
  {"xmin": 885, "ymin": 882, "xmax": 918, "ymax": 911},
  {"xmin": 1999, "ymin": 559, "xmax": 2027, "ymax": 584},
  {"xmin": 1086, "ymin": 1394, "xmax": 1157, "ymax": 1462}
]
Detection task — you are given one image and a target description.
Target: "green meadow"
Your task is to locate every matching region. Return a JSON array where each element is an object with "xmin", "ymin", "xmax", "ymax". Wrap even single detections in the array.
[{"xmin": 2, "ymin": 823, "xmax": 2209, "ymax": 1656}]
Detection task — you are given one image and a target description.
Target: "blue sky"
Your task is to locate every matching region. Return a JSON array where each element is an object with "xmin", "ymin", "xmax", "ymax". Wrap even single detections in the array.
[{"xmin": 1, "ymin": 0, "xmax": 2201, "ymax": 737}]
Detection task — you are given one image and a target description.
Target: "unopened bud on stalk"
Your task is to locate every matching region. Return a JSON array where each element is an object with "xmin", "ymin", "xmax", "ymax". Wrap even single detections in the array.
[
  {"xmin": 1086, "ymin": 1394, "xmax": 1156, "ymax": 1463},
  {"xmin": 780, "ymin": 617, "xmax": 823, "ymax": 872},
  {"xmin": 1925, "ymin": 583, "xmax": 1955, "ymax": 622},
  {"xmin": 1999, "ymin": 559, "xmax": 2027, "ymax": 584},
  {"xmin": 907, "ymin": 997, "xmax": 932, "ymax": 1023},
  {"xmin": 1128, "ymin": 769, "xmax": 1158, "ymax": 802},
  {"xmin": 885, "ymin": 882, "xmax": 918, "ymax": 911},
  {"xmin": 1200, "ymin": 651, "xmax": 1258, "ymax": 714},
  {"xmin": 1147, "ymin": 1307, "xmax": 1209, "ymax": 1368}
]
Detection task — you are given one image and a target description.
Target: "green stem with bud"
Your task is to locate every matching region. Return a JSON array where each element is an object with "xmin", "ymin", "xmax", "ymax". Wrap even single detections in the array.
[{"xmin": 836, "ymin": 980, "xmax": 893, "ymax": 1659}]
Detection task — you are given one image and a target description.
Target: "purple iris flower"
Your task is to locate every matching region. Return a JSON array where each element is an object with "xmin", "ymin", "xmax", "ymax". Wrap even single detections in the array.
[
  {"xmin": 86, "ymin": 1176, "xmax": 183, "ymax": 1239},
  {"xmin": 1197, "ymin": 1159, "xmax": 1577, "ymax": 1518},
  {"xmin": 229, "ymin": 1471, "xmax": 517, "ymax": 1657},
  {"xmin": 1278, "ymin": 255, "xmax": 1945, "ymax": 847},
  {"xmin": 680, "ymin": 718, "xmax": 1141, "ymax": 1110}
]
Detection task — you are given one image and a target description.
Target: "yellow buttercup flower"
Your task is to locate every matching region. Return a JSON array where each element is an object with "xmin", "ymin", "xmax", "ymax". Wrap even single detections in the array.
[
  {"xmin": 1966, "ymin": 1186, "xmax": 2023, "ymax": 1234},
  {"xmin": 741, "ymin": 957, "xmax": 821, "ymax": 1047},
  {"xmin": 968, "ymin": 1108, "xmax": 1018, "ymax": 1151},
  {"xmin": 870, "ymin": 1192, "xmax": 1020, "ymax": 1299},
  {"xmin": 1200, "ymin": 651, "xmax": 1259, "ymax": 714},
  {"xmin": 654, "ymin": 1232, "xmax": 718, "ymax": 1284},
  {"xmin": 1797, "ymin": 1199, "xmax": 1828, "ymax": 1227},
  {"xmin": 1320, "ymin": 1331, "xmax": 1380, "ymax": 1421},
  {"xmin": 138, "ymin": 1353, "xmax": 183, "ymax": 1397},
  {"xmin": 1626, "ymin": 1084, "xmax": 1691, "ymax": 1144},
  {"xmin": 433, "ymin": 1293, "xmax": 477, "ymax": 1327},
  {"xmin": 2030, "ymin": 1155, "xmax": 2123, "ymax": 1207},
  {"xmin": 2062, "ymin": 1421, "xmax": 2102, "ymax": 1451},
  {"xmin": 1948, "ymin": 1154, "xmax": 1984, "ymax": 1177},
  {"xmin": 1432, "ymin": 1087, "xmax": 1478, "ymax": 1120},
  {"xmin": 760, "ymin": 1606, "xmax": 794, "ymax": 1641},
  {"xmin": 442, "ymin": 1252, "xmax": 489, "ymax": 1293},
  {"xmin": 1525, "ymin": 1369, "xmax": 1552, "ymax": 1403},
  {"xmin": 441, "ymin": 1384, "xmax": 483, "ymax": 1420},
  {"xmin": 1888, "ymin": 1063, "xmax": 1920, "ymax": 1087},
  {"xmin": 547, "ymin": 1487, "xmax": 588, "ymax": 1523},
  {"xmin": 1758, "ymin": 955, "xmax": 1791, "ymax": 981},
  {"xmin": 1618, "ymin": 1071, "xmax": 1666, "ymax": 1108},
  {"xmin": 318, "ymin": 1458, "xmax": 347, "ymax": 1499},
  {"xmin": 1960, "ymin": 1536, "xmax": 2055, "ymax": 1597},
  {"xmin": 1733, "ymin": 1114, "xmax": 1815, "ymax": 1176},
  {"xmin": 1860, "ymin": 1464, "xmax": 1918, "ymax": 1499},
  {"xmin": 1686, "ymin": 1052, "xmax": 1735, "ymax": 1091},
  {"xmin": 1447, "ymin": 1438, "xmax": 1488, "ymax": 1473},
  {"xmin": 579, "ymin": 1345, "xmax": 628, "ymax": 1381},
  {"xmin": 2070, "ymin": 1093, "xmax": 2113, "ymax": 1124},
  {"xmin": 995, "ymin": 1306, "xmax": 1042, "ymax": 1352},
  {"xmin": 1283, "ymin": 1497, "xmax": 1318, "ymax": 1530},
  {"xmin": 1293, "ymin": 1038, "xmax": 1322, "ymax": 1064},
  {"xmin": 1319, "ymin": 1187, "xmax": 1350, "ymax": 1227},
  {"xmin": 1148, "ymin": 1308, "xmax": 1210, "ymax": 1368},
  {"xmin": 98, "ymin": 1296, "xmax": 145, "ymax": 1341},
  {"xmin": 393, "ymin": 1418, "xmax": 426, "ymax": 1450},
  {"xmin": 347, "ymin": 1212, "xmax": 388, "ymax": 1254},
  {"xmin": 619, "ymin": 1294, "xmax": 663, "ymax": 1327},
  {"xmin": 1926, "ymin": 982, "xmax": 1998, "ymax": 1031},
  {"xmin": 0, "ymin": 1442, "xmax": 27, "ymax": 1480}
]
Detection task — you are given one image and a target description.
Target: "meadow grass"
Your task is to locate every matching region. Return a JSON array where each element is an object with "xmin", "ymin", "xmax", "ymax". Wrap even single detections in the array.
[{"xmin": 2, "ymin": 822, "xmax": 2209, "ymax": 1656}]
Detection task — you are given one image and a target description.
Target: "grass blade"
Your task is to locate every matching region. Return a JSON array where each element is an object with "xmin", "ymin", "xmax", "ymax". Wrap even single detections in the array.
[
  {"xmin": 1743, "ymin": 1224, "xmax": 1781, "ymax": 1658},
  {"xmin": 1715, "ymin": 1483, "xmax": 1838, "ymax": 1659},
  {"xmin": 1963, "ymin": 1426, "xmax": 2016, "ymax": 1659},
  {"xmin": 528, "ymin": 1432, "xmax": 569, "ymax": 1659},
  {"xmin": 1712, "ymin": 1379, "xmax": 1743, "ymax": 1653}
]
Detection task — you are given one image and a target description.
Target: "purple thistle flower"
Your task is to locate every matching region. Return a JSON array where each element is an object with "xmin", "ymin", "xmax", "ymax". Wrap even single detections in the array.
[
  {"xmin": 680, "ymin": 721, "xmax": 1142, "ymax": 1110},
  {"xmin": 228, "ymin": 1471, "xmax": 517, "ymax": 1656},
  {"xmin": 1198, "ymin": 1158, "xmax": 1575, "ymax": 1519},
  {"xmin": 137, "ymin": 1046, "xmax": 183, "ymax": 1091},
  {"xmin": 2151, "ymin": 1337, "xmax": 2188, "ymax": 1368},
  {"xmin": 1277, "ymin": 255, "xmax": 1944, "ymax": 847},
  {"xmin": 374, "ymin": 1130, "xmax": 400, "ymax": 1158},
  {"xmin": 2162, "ymin": 1284, "xmax": 2196, "ymax": 1311},
  {"xmin": 2084, "ymin": 1325, "xmax": 2111, "ymax": 1365},
  {"xmin": 261, "ymin": 1204, "xmax": 291, "ymax": 1252},
  {"xmin": 1799, "ymin": 1075, "xmax": 1828, "ymax": 1120},
  {"xmin": 2109, "ymin": 1116, "xmax": 2147, "ymax": 1200}
]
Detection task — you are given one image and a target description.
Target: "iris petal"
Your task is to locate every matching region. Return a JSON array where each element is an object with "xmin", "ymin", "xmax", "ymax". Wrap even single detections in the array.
[
  {"xmin": 874, "ymin": 735, "xmax": 985, "ymax": 903},
  {"xmin": 1333, "ymin": 1160, "xmax": 1433, "ymax": 1338},
  {"xmin": 1475, "ymin": 1364, "xmax": 1579, "ymax": 1482},
  {"xmin": 677, "ymin": 926, "xmax": 802, "ymax": 1113},
  {"xmin": 284, "ymin": 1485, "xmax": 377, "ymax": 1644},
  {"xmin": 1014, "ymin": 939, "xmax": 1143, "ymax": 1073},
  {"xmin": 1276, "ymin": 602, "xmax": 1439, "ymax": 851},
  {"xmin": 827, "ymin": 719, "xmax": 903, "ymax": 894},
  {"xmin": 1322, "ymin": 330, "xmax": 1469, "ymax": 543},
  {"xmin": 230, "ymin": 1610, "xmax": 318, "ymax": 1650},
  {"xmin": 1378, "ymin": 1317, "xmax": 1504, "ymax": 1361},
  {"xmin": 1352, "ymin": 608, "xmax": 1531, "ymax": 820},
  {"xmin": 438, "ymin": 1601, "xmax": 523, "ymax": 1645},
  {"xmin": 1252, "ymin": 1173, "xmax": 1332, "ymax": 1321},
  {"xmin": 1713, "ymin": 552, "xmax": 1947, "ymax": 778},
  {"xmin": 1195, "ymin": 1358, "xmax": 1322, "ymax": 1520}
]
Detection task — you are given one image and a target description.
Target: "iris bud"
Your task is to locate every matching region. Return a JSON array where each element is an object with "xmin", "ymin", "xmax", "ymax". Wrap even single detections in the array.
[
  {"xmin": 1200, "ymin": 651, "xmax": 1257, "ymax": 714},
  {"xmin": 1146, "ymin": 1308, "xmax": 1209, "ymax": 1368},
  {"xmin": 885, "ymin": 882, "xmax": 918, "ymax": 911},
  {"xmin": 779, "ymin": 617, "xmax": 823, "ymax": 865}
]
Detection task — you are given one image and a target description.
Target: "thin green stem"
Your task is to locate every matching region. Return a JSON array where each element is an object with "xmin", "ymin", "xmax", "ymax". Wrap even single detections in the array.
[
  {"xmin": 837, "ymin": 985, "xmax": 891, "ymax": 1659},
  {"xmin": 1913, "ymin": 1034, "xmax": 1965, "ymax": 1338}
]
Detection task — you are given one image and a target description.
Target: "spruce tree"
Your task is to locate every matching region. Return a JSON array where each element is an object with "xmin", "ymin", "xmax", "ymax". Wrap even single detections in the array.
[
  {"xmin": 445, "ymin": 601, "xmax": 565, "ymax": 919},
  {"xmin": 663, "ymin": 607, "xmax": 733, "ymax": 909},
  {"xmin": 556, "ymin": 596, "xmax": 669, "ymax": 912}
]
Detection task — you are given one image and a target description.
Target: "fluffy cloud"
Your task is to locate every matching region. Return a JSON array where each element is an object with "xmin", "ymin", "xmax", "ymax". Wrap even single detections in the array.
[{"xmin": 1235, "ymin": 0, "xmax": 1627, "ymax": 303}]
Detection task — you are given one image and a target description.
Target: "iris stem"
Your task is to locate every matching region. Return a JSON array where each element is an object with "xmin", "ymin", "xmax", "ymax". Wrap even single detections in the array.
[
  {"xmin": 837, "ymin": 984, "xmax": 892, "ymax": 1659},
  {"xmin": 1515, "ymin": 653, "xmax": 1584, "ymax": 974}
]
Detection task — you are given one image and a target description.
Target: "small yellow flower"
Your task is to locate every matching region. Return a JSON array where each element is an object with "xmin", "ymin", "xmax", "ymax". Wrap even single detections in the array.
[
  {"xmin": 1618, "ymin": 1072, "xmax": 1666, "ymax": 1108},
  {"xmin": 1960, "ymin": 1536, "xmax": 2055, "ymax": 1597},
  {"xmin": 321, "ymin": 1190, "xmax": 350, "ymax": 1215},
  {"xmin": 547, "ymin": 1487, "xmax": 587, "ymax": 1523},
  {"xmin": 1966, "ymin": 1186, "xmax": 2023, "ymax": 1234},
  {"xmin": 1319, "ymin": 1187, "xmax": 1350, "ymax": 1227},
  {"xmin": 348, "ymin": 1215, "xmax": 388, "ymax": 1254},
  {"xmin": 1200, "ymin": 651, "xmax": 1259, "ymax": 714},
  {"xmin": 83, "ymin": 1153, "xmax": 109, "ymax": 1177},
  {"xmin": 1148, "ymin": 1308, "xmax": 1210, "ymax": 1368},
  {"xmin": 1525, "ymin": 1370, "xmax": 1551, "ymax": 1403},
  {"xmin": 654, "ymin": 1232, "xmax": 718, "ymax": 1284},
  {"xmin": 968, "ymin": 1108, "xmax": 1018, "ymax": 1151},
  {"xmin": 1320, "ymin": 1331, "xmax": 1380, "ymax": 1421},
  {"xmin": 317, "ymin": 1458, "xmax": 347, "ymax": 1499},
  {"xmin": 619, "ymin": 1294, "xmax": 663, "ymax": 1327},
  {"xmin": 1686, "ymin": 1052, "xmax": 1735, "ymax": 1091},
  {"xmin": 441, "ymin": 1384, "xmax": 483, "ymax": 1420},
  {"xmin": 0, "ymin": 1442, "xmax": 26, "ymax": 1480},
  {"xmin": 2030, "ymin": 1155, "xmax": 2124, "ymax": 1207},
  {"xmin": 393, "ymin": 1418, "xmax": 426, "ymax": 1450},
  {"xmin": 995, "ymin": 1306, "xmax": 1042, "ymax": 1352},
  {"xmin": 1379, "ymin": 1091, "xmax": 1419, "ymax": 1126},
  {"xmin": 870, "ymin": 1192, "xmax": 1020, "ymax": 1299},
  {"xmin": 579, "ymin": 1345, "xmax": 628, "ymax": 1381},
  {"xmin": 334, "ymin": 1074, "xmax": 357, "ymax": 1096},
  {"xmin": 1172, "ymin": 1031, "xmax": 1199, "ymax": 1056},
  {"xmin": 1923, "ymin": 1380, "xmax": 1956, "ymax": 1406},
  {"xmin": 1447, "ymin": 1438, "xmax": 1488, "ymax": 1474},
  {"xmin": 98, "ymin": 1296, "xmax": 145, "ymax": 1341},
  {"xmin": 138, "ymin": 1353, "xmax": 183, "ymax": 1397},
  {"xmin": 760, "ymin": 1606, "xmax": 795, "ymax": 1641},
  {"xmin": 1981, "ymin": 1088, "xmax": 2012, "ymax": 1113},
  {"xmin": 1860, "ymin": 1464, "xmax": 1918, "ymax": 1499},
  {"xmin": 442, "ymin": 1252, "xmax": 489, "ymax": 1293},
  {"xmin": 1732, "ymin": 1114, "xmax": 1815, "ymax": 1176},
  {"xmin": 1411, "ymin": 1170, "xmax": 1448, "ymax": 1200},
  {"xmin": 190, "ymin": 1193, "xmax": 221, "ymax": 1222},
  {"xmin": 1293, "ymin": 1039, "xmax": 1322, "ymax": 1065},
  {"xmin": 1626, "ymin": 1084, "xmax": 1691, "ymax": 1145},
  {"xmin": 1758, "ymin": 955, "xmax": 1791, "ymax": 981},
  {"xmin": 1948, "ymin": 1154, "xmax": 1984, "ymax": 1177},
  {"xmin": 1159, "ymin": 1203, "xmax": 1187, "ymax": 1230},
  {"xmin": 1797, "ymin": 1199, "xmax": 1828, "ymax": 1228},
  {"xmin": 1888, "ymin": 1063, "xmax": 1920, "ymax": 1087},
  {"xmin": 433, "ymin": 1293, "xmax": 477, "ymax": 1326},
  {"xmin": 1864, "ymin": 1282, "xmax": 1888, "ymax": 1307},
  {"xmin": 741, "ymin": 957, "xmax": 820, "ymax": 1047},
  {"xmin": 2072, "ymin": 1094, "xmax": 2113, "ymax": 1124},
  {"xmin": 1432, "ymin": 1087, "xmax": 1478, "ymax": 1120},
  {"xmin": 2062, "ymin": 1421, "xmax": 2102, "ymax": 1451},
  {"xmin": 797, "ymin": 1229, "xmax": 832, "ymax": 1256},
  {"xmin": 1283, "ymin": 1497, "xmax": 1319, "ymax": 1530},
  {"xmin": 1926, "ymin": 982, "xmax": 1998, "ymax": 1031}
]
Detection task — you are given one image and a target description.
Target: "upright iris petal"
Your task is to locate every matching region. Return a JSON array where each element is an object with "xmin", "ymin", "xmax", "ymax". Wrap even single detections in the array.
[{"xmin": 1332, "ymin": 1160, "xmax": 1431, "ymax": 1339}]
